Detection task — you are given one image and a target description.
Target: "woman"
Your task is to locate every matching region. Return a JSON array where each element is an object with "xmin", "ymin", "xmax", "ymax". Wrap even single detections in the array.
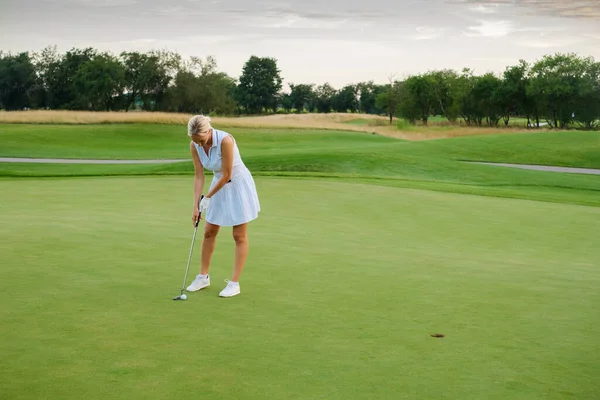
[{"xmin": 185, "ymin": 115, "xmax": 260, "ymax": 298}]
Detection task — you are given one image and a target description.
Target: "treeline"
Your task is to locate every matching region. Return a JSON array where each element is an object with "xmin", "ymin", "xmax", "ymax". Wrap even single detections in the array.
[{"xmin": 1, "ymin": 46, "xmax": 599, "ymax": 129}]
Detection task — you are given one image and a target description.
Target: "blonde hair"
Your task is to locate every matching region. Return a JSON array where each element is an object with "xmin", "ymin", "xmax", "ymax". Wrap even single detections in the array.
[{"xmin": 187, "ymin": 115, "xmax": 212, "ymax": 137}]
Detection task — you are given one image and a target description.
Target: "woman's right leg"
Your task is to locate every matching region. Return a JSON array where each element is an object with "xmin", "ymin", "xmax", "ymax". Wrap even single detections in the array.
[
  {"xmin": 186, "ymin": 222, "xmax": 220, "ymax": 292},
  {"xmin": 201, "ymin": 222, "xmax": 220, "ymax": 275}
]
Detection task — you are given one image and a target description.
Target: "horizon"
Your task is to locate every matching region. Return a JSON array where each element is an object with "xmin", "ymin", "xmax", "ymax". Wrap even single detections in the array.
[{"xmin": 2, "ymin": 0, "xmax": 600, "ymax": 88}]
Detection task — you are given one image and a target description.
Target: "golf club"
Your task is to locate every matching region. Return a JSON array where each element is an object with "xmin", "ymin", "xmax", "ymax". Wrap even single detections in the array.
[{"xmin": 173, "ymin": 195, "xmax": 204, "ymax": 300}]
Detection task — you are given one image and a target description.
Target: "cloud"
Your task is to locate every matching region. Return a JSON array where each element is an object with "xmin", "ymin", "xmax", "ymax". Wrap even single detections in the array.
[
  {"xmin": 158, "ymin": 5, "xmax": 186, "ymax": 16},
  {"xmin": 468, "ymin": 4, "xmax": 498, "ymax": 14},
  {"xmin": 92, "ymin": 34, "xmax": 253, "ymax": 53},
  {"xmin": 235, "ymin": 10, "xmax": 352, "ymax": 30},
  {"xmin": 410, "ymin": 26, "xmax": 445, "ymax": 40},
  {"xmin": 470, "ymin": 56, "xmax": 520, "ymax": 64},
  {"xmin": 452, "ymin": 0, "xmax": 600, "ymax": 21},
  {"xmin": 583, "ymin": 33, "xmax": 600, "ymax": 41},
  {"xmin": 40, "ymin": 0, "xmax": 140, "ymax": 5},
  {"xmin": 516, "ymin": 37, "xmax": 585, "ymax": 49},
  {"xmin": 514, "ymin": 26, "xmax": 565, "ymax": 35},
  {"xmin": 463, "ymin": 20, "xmax": 514, "ymax": 38}
]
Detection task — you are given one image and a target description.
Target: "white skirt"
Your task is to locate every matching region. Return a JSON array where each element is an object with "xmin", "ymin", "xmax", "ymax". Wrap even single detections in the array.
[{"xmin": 206, "ymin": 165, "xmax": 260, "ymax": 227}]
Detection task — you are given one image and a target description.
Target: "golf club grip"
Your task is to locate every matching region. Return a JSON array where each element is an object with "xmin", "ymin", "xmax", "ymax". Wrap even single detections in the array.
[{"xmin": 195, "ymin": 195, "xmax": 204, "ymax": 227}]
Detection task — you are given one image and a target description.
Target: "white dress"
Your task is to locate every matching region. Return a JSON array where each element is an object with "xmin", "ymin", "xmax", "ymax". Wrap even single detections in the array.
[{"xmin": 193, "ymin": 129, "xmax": 260, "ymax": 226}]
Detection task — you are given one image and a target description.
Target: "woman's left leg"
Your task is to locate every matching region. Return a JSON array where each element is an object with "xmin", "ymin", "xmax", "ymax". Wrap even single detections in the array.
[
  {"xmin": 231, "ymin": 222, "xmax": 249, "ymax": 282},
  {"xmin": 219, "ymin": 223, "xmax": 248, "ymax": 298}
]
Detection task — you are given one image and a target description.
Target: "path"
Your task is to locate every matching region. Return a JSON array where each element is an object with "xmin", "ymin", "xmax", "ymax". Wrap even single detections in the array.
[
  {"xmin": 470, "ymin": 162, "xmax": 600, "ymax": 175},
  {"xmin": 2, "ymin": 157, "xmax": 599, "ymax": 175}
]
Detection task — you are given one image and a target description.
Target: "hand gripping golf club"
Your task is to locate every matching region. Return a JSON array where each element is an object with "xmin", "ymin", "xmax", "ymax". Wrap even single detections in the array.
[{"xmin": 173, "ymin": 195, "xmax": 204, "ymax": 300}]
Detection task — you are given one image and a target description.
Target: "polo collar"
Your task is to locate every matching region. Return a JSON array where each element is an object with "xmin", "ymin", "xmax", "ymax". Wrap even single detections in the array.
[{"xmin": 209, "ymin": 128, "xmax": 217, "ymax": 148}]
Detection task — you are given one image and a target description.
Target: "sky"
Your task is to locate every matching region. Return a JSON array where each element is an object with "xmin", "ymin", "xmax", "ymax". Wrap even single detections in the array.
[{"xmin": 1, "ymin": 0, "xmax": 599, "ymax": 88}]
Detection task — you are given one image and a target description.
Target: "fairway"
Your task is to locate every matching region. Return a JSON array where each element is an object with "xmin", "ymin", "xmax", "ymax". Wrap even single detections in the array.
[
  {"xmin": 1, "ymin": 176, "xmax": 599, "ymax": 400},
  {"xmin": 2, "ymin": 124, "xmax": 600, "ymax": 207}
]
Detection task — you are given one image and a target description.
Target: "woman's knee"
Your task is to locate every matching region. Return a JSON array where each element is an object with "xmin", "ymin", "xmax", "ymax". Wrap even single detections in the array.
[
  {"xmin": 204, "ymin": 223, "xmax": 219, "ymax": 239},
  {"xmin": 232, "ymin": 224, "xmax": 248, "ymax": 244}
]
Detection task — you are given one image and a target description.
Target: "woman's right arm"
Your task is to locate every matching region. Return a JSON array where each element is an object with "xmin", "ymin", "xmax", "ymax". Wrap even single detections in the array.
[{"xmin": 190, "ymin": 141, "xmax": 205, "ymax": 217}]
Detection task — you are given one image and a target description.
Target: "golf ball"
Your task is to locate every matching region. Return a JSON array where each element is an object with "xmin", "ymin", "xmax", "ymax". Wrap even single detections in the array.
[{"xmin": 181, "ymin": 294, "xmax": 187, "ymax": 300}]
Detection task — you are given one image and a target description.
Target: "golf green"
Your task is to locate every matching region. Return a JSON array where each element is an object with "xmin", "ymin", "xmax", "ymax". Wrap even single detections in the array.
[{"xmin": 1, "ymin": 176, "xmax": 598, "ymax": 399}]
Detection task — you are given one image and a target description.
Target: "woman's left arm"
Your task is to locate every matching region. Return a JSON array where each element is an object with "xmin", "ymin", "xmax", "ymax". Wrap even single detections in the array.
[{"xmin": 205, "ymin": 135, "xmax": 234, "ymax": 199}]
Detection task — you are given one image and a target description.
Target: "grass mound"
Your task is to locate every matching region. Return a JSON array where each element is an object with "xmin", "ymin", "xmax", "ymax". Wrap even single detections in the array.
[
  {"xmin": 1, "ymin": 124, "xmax": 598, "ymax": 207},
  {"xmin": 0, "ymin": 110, "xmax": 542, "ymax": 140},
  {"xmin": 407, "ymin": 131, "xmax": 600, "ymax": 169}
]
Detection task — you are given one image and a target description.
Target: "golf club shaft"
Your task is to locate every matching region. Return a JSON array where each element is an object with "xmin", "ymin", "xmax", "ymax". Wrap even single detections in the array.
[
  {"xmin": 180, "ymin": 195, "xmax": 204, "ymax": 292},
  {"xmin": 181, "ymin": 225, "xmax": 198, "ymax": 292}
]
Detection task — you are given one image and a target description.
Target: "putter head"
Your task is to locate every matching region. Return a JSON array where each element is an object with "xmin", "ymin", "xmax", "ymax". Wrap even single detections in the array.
[{"xmin": 172, "ymin": 292, "xmax": 187, "ymax": 300}]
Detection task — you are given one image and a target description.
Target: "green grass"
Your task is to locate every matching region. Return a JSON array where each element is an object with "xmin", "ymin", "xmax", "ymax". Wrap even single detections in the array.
[
  {"xmin": 1, "ymin": 123, "xmax": 600, "ymax": 398},
  {"xmin": 1, "ymin": 124, "xmax": 599, "ymax": 207},
  {"xmin": 0, "ymin": 124, "xmax": 394, "ymax": 160},
  {"xmin": 0, "ymin": 123, "xmax": 196, "ymax": 159},
  {"xmin": 2, "ymin": 124, "xmax": 598, "ymax": 167},
  {"xmin": 407, "ymin": 130, "xmax": 600, "ymax": 168},
  {"xmin": 1, "ymin": 176, "xmax": 599, "ymax": 400}
]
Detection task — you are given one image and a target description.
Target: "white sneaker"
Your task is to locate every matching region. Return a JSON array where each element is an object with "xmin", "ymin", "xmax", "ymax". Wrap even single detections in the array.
[
  {"xmin": 219, "ymin": 280, "xmax": 240, "ymax": 297},
  {"xmin": 186, "ymin": 274, "xmax": 210, "ymax": 292}
]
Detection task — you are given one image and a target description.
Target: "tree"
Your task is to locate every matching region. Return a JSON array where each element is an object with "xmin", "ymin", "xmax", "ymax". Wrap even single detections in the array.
[
  {"xmin": 120, "ymin": 51, "xmax": 173, "ymax": 111},
  {"xmin": 333, "ymin": 84, "xmax": 359, "ymax": 113},
  {"xmin": 1, "ymin": 44, "xmax": 598, "ymax": 130},
  {"xmin": 30, "ymin": 45, "xmax": 63, "ymax": 109},
  {"xmin": 280, "ymin": 92, "xmax": 293, "ymax": 113},
  {"xmin": 376, "ymin": 75, "xmax": 403, "ymax": 124},
  {"xmin": 453, "ymin": 68, "xmax": 480, "ymax": 126},
  {"xmin": 146, "ymin": 49, "xmax": 180, "ymax": 111},
  {"xmin": 527, "ymin": 53, "xmax": 591, "ymax": 129},
  {"xmin": 73, "ymin": 53, "xmax": 125, "ymax": 111},
  {"xmin": 313, "ymin": 83, "xmax": 337, "ymax": 113},
  {"xmin": 356, "ymin": 81, "xmax": 386, "ymax": 115},
  {"xmin": 30, "ymin": 47, "xmax": 98, "ymax": 110},
  {"xmin": 59, "ymin": 47, "xmax": 99, "ymax": 109},
  {"xmin": 400, "ymin": 74, "xmax": 437, "ymax": 125},
  {"xmin": 0, "ymin": 52, "xmax": 37, "ymax": 110},
  {"xmin": 205, "ymin": 72, "xmax": 238, "ymax": 115},
  {"xmin": 169, "ymin": 69, "xmax": 199, "ymax": 113},
  {"xmin": 288, "ymin": 83, "xmax": 314, "ymax": 113},
  {"xmin": 193, "ymin": 56, "xmax": 237, "ymax": 115},
  {"xmin": 236, "ymin": 55, "xmax": 283, "ymax": 114},
  {"xmin": 495, "ymin": 60, "xmax": 530, "ymax": 126},
  {"xmin": 167, "ymin": 55, "xmax": 237, "ymax": 115},
  {"xmin": 572, "ymin": 59, "xmax": 600, "ymax": 130},
  {"xmin": 425, "ymin": 69, "xmax": 460, "ymax": 122},
  {"xmin": 472, "ymin": 72, "xmax": 503, "ymax": 126}
]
